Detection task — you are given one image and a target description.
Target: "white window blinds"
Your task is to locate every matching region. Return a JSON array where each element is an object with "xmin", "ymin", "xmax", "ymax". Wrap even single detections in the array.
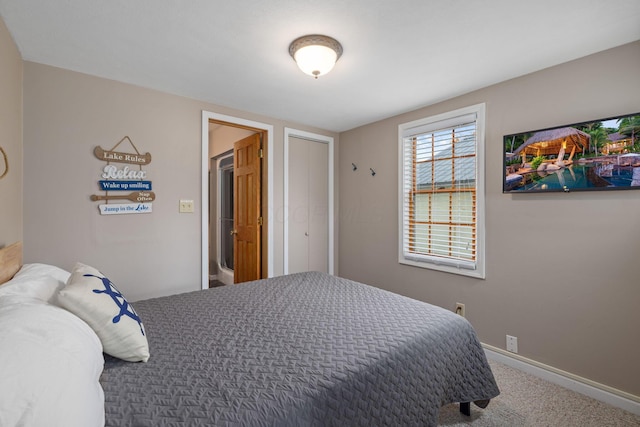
[{"xmin": 399, "ymin": 104, "xmax": 485, "ymax": 277}]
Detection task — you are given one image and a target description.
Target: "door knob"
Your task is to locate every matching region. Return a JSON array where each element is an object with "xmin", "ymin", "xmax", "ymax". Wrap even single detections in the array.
[{"xmin": 230, "ymin": 229, "xmax": 238, "ymax": 236}]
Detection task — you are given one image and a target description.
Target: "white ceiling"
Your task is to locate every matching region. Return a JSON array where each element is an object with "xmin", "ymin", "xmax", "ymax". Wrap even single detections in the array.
[{"xmin": 1, "ymin": 0, "xmax": 639, "ymax": 132}]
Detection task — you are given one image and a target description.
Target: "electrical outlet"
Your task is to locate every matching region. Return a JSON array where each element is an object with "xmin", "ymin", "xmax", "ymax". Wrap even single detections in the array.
[
  {"xmin": 455, "ymin": 303, "xmax": 465, "ymax": 317},
  {"xmin": 506, "ymin": 335, "xmax": 518, "ymax": 353},
  {"xmin": 179, "ymin": 199, "xmax": 194, "ymax": 213}
]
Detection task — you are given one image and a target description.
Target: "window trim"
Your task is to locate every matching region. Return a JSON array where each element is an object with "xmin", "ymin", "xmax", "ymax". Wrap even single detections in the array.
[{"xmin": 398, "ymin": 103, "xmax": 485, "ymax": 279}]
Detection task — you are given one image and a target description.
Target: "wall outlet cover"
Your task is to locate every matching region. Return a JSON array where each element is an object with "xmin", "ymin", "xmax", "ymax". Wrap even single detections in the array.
[
  {"xmin": 506, "ymin": 335, "xmax": 518, "ymax": 353},
  {"xmin": 455, "ymin": 302, "xmax": 465, "ymax": 317}
]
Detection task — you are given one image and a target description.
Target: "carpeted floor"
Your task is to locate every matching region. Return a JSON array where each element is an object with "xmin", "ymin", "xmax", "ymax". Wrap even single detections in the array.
[{"xmin": 438, "ymin": 360, "xmax": 640, "ymax": 426}]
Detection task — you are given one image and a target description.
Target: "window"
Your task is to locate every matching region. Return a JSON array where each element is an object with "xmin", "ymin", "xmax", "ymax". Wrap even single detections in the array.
[{"xmin": 399, "ymin": 104, "xmax": 485, "ymax": 278}]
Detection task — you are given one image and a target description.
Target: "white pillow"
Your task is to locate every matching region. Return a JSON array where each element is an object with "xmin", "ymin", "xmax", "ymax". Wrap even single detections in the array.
[
  {"xmin": 0, "ymin": 263, "xmax": 71, "ymax": 303},
  {"xmin": 0, "ymin": 298, "xmax": 105, "ymax": 427},
  {"xmin": 58, "ymin": 262, "xmax": 150, "ymax": 362}
]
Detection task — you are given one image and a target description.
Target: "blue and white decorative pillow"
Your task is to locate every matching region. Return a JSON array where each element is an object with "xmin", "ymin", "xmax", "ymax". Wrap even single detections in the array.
[{"xmin": 58, "ymin": 263, "xmax": 150, "ymax": 362}]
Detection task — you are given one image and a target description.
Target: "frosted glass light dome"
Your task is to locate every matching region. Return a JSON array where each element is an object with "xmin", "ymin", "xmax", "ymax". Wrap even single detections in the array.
[{"xmin": 289, "ymin": 35, "xmax": 343, "ymax": 79}]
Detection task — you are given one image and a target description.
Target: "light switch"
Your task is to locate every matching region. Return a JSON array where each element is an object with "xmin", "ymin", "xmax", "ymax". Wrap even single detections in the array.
[{"xmin": 179, "ymin": 199, "xmax": 194, "ymax": 213}]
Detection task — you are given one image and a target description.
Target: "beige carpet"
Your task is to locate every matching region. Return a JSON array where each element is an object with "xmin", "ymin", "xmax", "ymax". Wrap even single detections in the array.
[{"xmin": 438, "ymin": 360, "xmax": 640, "ymax": 426}]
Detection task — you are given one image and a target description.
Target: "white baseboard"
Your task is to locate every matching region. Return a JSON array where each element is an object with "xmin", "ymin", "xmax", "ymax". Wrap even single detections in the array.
[{"xmin": 483, "ymin": 344, "xmax": 640, "ymax": 416}]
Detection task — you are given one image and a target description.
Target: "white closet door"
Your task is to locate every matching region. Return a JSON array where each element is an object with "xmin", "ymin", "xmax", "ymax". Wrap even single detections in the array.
[
  {"xmin": 287, "ymin": 137, "xmax": 329, "ymax": 274},
  {"xmin": 307, "ymin": 140, "xmax": 328, "ymax": 273},
  {"xmin": 288, "ymin": 138, "xmax": 309, "ymax": 274}
]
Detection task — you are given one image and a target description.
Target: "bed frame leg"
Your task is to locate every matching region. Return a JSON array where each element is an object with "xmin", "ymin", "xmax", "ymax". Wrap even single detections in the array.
[{"xmin": 460, "ymin": 402, "xmax": 471, "ymax": 416}]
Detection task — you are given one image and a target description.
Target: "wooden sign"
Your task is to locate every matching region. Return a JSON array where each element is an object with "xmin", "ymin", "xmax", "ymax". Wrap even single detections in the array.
[
  {"xmin": 99, "ymin": 180, "xmax": 152, "ymax": 191},
  {"xmin": 92, "ymin": 136, "xmax": 155, "ymax": 215},
  {"xmin": 91, "ymin": 191, "xmax": 155, "ymax": 202},
  {"xmin": 99, "ymin": 203, "xmax": 152, "ymax": 215},
  {"xmin": 101, "ymin": 164, "xmax": 147, "ymax": 179},
  {"xmin": 94, "ymin": 146, "xmax": 151, "ymax": 165}
]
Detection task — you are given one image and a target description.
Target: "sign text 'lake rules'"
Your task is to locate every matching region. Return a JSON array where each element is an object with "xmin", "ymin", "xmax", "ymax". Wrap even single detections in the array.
[
  {"xmin": 99, "ymin": 203, "xmax": 152, "ymax": 215},
  {"xmin": 99, "ymin": 180, "xmax": 152, "ymax": 191}
]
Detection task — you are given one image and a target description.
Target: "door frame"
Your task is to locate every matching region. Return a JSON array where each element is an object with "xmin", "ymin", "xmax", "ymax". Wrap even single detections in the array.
[
  {"xmin": 201, "ymin": 111, "xmax": 274, "ymax": 290},
  {"xmin": 283, "ymin": 127, "xmax": 334, "ymax": 275}
]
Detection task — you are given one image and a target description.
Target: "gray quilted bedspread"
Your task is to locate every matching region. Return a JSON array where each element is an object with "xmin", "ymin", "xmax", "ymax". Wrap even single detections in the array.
[{"xmin": 100, "ymin": 272, "xmax": 499, "ymax": 426}]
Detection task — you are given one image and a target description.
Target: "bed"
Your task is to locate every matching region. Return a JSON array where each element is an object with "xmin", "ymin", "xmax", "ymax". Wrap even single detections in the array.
[{"xmin": 0, "ymin": 242, "xmax": 499, "ymax": 426}]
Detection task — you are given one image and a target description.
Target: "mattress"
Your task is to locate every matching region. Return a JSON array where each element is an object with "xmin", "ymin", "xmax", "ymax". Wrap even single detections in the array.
[{"xmin": 100, "ymin": 271, "xmax": 499, "ymax": 426}]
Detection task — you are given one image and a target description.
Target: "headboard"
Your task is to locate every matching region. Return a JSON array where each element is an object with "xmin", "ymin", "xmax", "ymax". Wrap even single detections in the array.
[{"xmin": 0, "ymin": 241, "xmax": 22, "ymax": 285}]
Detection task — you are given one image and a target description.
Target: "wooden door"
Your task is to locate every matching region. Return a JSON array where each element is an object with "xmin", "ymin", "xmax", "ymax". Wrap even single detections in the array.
[{"xmin": 233, "ymin": 133, "xmax": 262, "ymax": 283}]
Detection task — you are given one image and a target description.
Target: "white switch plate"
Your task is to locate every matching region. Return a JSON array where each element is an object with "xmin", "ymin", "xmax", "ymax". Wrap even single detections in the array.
[{"xmin": 179, "ymin": 199, "xmax": 194, "ymax": 213}]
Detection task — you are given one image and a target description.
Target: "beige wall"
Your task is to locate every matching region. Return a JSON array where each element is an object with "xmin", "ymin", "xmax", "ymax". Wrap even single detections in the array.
[
  {"xmin": 339, "ymin": 41, "xmax": 640, "ymax": 397},
  {"xmin": 0, "ymin": 17, "xmax": 22, "ymax": 247},
  {"xmin": 22, "ymin": 62, "xmax": 338, "ymax": 301},
  {"xmin": 209, "ymin": 125, "xmax": 254, "ymax": 159}
]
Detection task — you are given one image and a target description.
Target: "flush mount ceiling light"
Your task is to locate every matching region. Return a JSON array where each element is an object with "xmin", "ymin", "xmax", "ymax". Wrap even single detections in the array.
[{"xmin": 289, "ymin": 34, "xmax": 343, "ymax": 79}]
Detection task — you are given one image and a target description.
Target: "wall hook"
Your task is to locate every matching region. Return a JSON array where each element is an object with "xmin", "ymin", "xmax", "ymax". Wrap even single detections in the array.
[
  {"xmin": 352, "ymin": 163, "xmax": 358, "ymax": 171},
  {"xmin": 370, "ymin": 168, "xmax": 376, "ymax": 176}
]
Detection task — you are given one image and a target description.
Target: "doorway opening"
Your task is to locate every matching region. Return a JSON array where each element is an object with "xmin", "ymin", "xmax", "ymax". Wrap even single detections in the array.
[
  {"xmin": 215, "ymin": 152, "xmax": 234, "ymax": 286},
  {"xmin": 201, "ymin": 111, "xmax": 274, "ymax": 290}
]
